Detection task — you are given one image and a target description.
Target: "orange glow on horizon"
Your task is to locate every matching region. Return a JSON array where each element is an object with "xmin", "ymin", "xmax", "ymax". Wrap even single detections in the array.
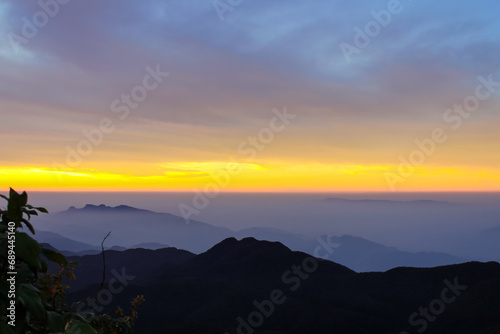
[{"xmin": 2, "ymin": 163, "xmax": 500, "ymax": 193}]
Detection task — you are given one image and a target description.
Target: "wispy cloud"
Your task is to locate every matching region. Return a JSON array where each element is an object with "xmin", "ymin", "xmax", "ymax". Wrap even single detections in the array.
[{"xmin": 1, "ymin": 0, "xmax": 500, "ymax": 191}]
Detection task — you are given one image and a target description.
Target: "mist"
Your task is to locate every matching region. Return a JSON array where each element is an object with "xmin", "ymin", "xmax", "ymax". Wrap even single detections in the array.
[{"xmin": 26, "ymin": 191, "xmax": 500, "ymax": 260}]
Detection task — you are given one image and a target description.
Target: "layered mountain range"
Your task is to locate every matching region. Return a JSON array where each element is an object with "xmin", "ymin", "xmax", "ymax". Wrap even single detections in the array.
[
  {"xmin": 33, "ymin": 204, "xmax": 470, "ymax": 272},
  {"xmin": 54, "ymin": 237, "xmax": 500, "ymax": 334}
]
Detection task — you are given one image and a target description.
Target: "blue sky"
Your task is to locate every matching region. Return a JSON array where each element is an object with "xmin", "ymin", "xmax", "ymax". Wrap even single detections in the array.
[{"xmin": 1, "ymin": 0, "xmax": 500, "ymax": 191}]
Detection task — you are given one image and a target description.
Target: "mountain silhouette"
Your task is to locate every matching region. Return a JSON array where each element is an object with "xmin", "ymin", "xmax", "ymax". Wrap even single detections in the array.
[
  {"xmin": 36, "ymin": 204, "xmax": 234, "ymax": 253},
  {"xmin": 64, "ymin": 237, "xmax": 500, "ymax": 334},
  {"xmin": 34, "ymin": 204, "xmax": 464, "ymax": 271}
]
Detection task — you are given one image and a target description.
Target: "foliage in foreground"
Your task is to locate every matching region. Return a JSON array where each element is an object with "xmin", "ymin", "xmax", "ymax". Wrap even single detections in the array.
[{"xmin": 0, "ymin": 188, "xmax": 143, "ymax": 333}]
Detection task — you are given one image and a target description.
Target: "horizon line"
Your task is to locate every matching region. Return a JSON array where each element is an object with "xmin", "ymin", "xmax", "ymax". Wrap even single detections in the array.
[{"xmin": 15, "ymin": 189, "xmax": 500, "ymax": 194}]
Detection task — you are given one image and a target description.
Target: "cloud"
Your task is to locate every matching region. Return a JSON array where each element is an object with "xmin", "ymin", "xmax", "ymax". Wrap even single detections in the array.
[{"xmin": 1, "ymin": 0, "xmax": 500, "ymax": 190}]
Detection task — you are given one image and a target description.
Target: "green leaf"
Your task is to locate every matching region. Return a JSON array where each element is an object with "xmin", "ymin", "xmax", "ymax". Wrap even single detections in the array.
[
  {"xmin": 47, "ymin": 311, "xmax": 66, "ymax": 332},
  {"xmin": 66, "ymin": 322, "xmax": 98, "ymax": 334},
  {"xmin": 12, "ymin": 262, "xmax": 34, "ymax": 282},
  {"xmin": 15, "ymin": 232, "xmax": 41, "ymax": 270},
  {"xmin": 17, "ymin": 284, "xmax": 45, "ymax": 320},
  {"xmin": 42, "ymin": 247, "xmax": 68, "ymax": 266}
]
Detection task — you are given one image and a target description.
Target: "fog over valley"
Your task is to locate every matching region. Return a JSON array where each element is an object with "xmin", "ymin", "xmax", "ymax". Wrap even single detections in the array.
[{"xmin": 28, "ymin": 192, "xmax": 500, "ymax": 268}]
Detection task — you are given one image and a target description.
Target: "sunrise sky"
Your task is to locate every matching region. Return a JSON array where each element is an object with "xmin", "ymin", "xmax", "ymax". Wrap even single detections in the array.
[{"xmin": 1, "ymin": 0, "xmax": 500, "ymax": 192}]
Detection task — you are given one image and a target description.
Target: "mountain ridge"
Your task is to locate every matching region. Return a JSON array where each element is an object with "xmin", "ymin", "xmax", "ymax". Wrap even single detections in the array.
[
  {"xmin": 64, "ymin": 237, "xmax": 500, "ymax": 334},
  {"xmin": 321, "ymin": 197, "xmax": 453, "ymax": 205},
  {"xmin": 34, "ymin": 204, "xmax": 466, "ymax": 271}
]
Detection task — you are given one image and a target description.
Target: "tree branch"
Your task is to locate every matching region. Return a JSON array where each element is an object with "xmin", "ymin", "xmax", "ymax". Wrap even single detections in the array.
[{"xmin": 99, "ymin": 231, "xmax": 111, "ymax": 291}]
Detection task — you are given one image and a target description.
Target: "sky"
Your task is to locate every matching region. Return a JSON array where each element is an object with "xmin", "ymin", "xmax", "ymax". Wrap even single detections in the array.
[{"xmin": 1, "ymin": 0, "xmax": 500, "ymax": 192}]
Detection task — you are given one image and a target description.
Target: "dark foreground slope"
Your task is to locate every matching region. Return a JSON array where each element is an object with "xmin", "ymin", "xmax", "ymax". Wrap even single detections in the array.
[{"xmin": 66, "ymin": 238, "xmax": 500, "ymax": 334}]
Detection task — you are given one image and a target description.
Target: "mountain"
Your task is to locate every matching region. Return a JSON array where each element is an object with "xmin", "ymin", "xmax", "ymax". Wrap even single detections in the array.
[
  {"xmin": 233, "ymin": 228, "xmax": 463, "ymax": 271},
  {"xmin": 305, "ymin": 235, "xmax": 465, "ymax": 272},
  {"xmin": 34, "ymin": 230, "xmax": 99, "ymax": 252},
  {"xmin": 34, "ymin": 204, "xmax": 234, "ymax": 253},
  {"xmin": 235, "ymin": 227, "xmax": 311, "ymax": 250},
  {"xmin": 483, "ymin": 225, "xmax": 500, "ymax": 234},
  {"xmin": 34, "ymin": 204, "xmax": 464, "ymax": 271},
  {"xmin": 321, "ymin": 197, "xmax": 453, "ymax": 206},
  {"xmin": 66, "ymin": 204, "xmax": 153, "ymax": 213},
  {"xmin": 63, "ymin": 247, "xmax": 196, "ymax": 291},
  {"xmin": 446, "ymin": 225, "xmax": 500, "ymax": 263},
  {"xmin": 154, "ymin": 237, "xmax": 353, "ymax": 282},
  {"xmin": 66, "ymin": 237, "xmax": 500, "ymax": 334},
  {"xmin": 131, "ymin": 242, "xmax": 170, "ymax": 250}
]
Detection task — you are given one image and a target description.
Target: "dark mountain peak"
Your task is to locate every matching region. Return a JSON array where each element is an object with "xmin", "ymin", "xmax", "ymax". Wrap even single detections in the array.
[
  {"xmin": 169, "ymin": 237, "xmax": 354, "ymax": 282},
  {"xmin": 86, "ymin": 204, "xmax": 105, "ymax": 210},
  {"xmin": 65, "ymin": 204, "xmax": 109, "ymax": 212},
  {"xmin": 212, "ymin": 236, "xmax": 238, "ymax": 247},
  {"xmin": 187, "ymin": 237, "xmax": 294, "ymax": 271},
  {"xmin": 204, "ymin": 237, "xmax": 292, "ymax": 258},
  {"xmin": 64, "ymin": 204, "xmax": 153, "ymax": 213}
]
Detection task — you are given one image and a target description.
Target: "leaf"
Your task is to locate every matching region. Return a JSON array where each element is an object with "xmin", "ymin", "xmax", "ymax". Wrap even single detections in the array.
[
  {"xmin": 66, "ymin": 322, "xmax": 98, "ymax": 334},
  {"xmin": 71, "ymin": 312, "xmax": 91, "ymax": 322},
  {"xmin": 21, "ymin": 219, "xmax": 35, "ymax": 235},
  {"xmin": 47, "ymin": 311, "xmax": 66, "ymax": 332},
  {"xmin": 23, "ymin": 209, "xmax": 38, "ymax": 216},
  {"xmin": 17, "ymin": 284, "xmax": 45, "ymax": 320},
  {"xmin": 6, "ymin": 192, "xmax": 22, "ymax": 223},
  {"xmin": 26, "ymin": 204, "xmax": 49, "ymax": 214},
  {"xmin": 0, "ymin": 194, "xmax": 8, "ymax": 201},
  {"xmin": 9, "ymin": 188, "xmax": 19, "ymax": 200},
  {"xmin": 19, "ymin": 191, "xmax": 28, "ymax": 206},
  {"xmin": 42, "ymin": 247, "xmax": 68, "ymax": 266},
  {"xmin": 15, "ymin": 232, "xmax": 41, "ymax": 270},
  {"xmin": 35, "ymin": 207, "xmax": 49, "ymax": 214}
]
